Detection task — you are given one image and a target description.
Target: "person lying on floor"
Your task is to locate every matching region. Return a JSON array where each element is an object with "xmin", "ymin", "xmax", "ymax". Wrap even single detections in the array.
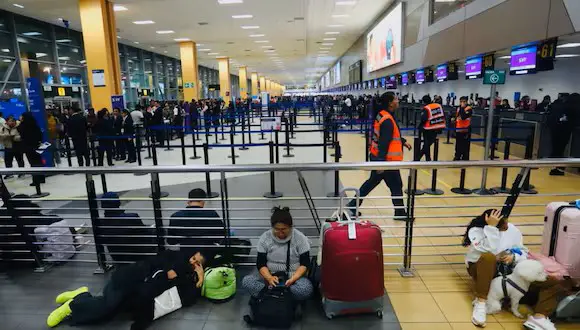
[
  {"xmin": 47, "ymin": 250, "xmax": 206, "ymax": 330},
  {"xmin": 464, "ymin": 209, "xmax": 569, "ymax": 330}
]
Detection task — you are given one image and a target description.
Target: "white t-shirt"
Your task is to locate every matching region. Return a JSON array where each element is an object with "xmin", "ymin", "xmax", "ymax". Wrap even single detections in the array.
[
  {"xmin": 345, "ymin": 98, "xmax": 352, "ymax": 107},
  {"xmin": 465, "ymin": 223, "xmax": 528, "ymax": 264}
]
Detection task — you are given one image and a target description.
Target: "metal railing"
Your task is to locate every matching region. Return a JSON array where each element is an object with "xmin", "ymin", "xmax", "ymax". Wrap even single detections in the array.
[{"xmin": 1, "ymin": 159, "xmax": 579, "ymax": 276}]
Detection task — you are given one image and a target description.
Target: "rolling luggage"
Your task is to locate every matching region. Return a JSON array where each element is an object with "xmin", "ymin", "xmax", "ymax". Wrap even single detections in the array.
[
  {"xmin": 320, "ymin": 188, "xmax": 384, "ymax": 319},
  {"xmin": 540, "ymin": 201, "xmax": 580, "ymax": 279}
]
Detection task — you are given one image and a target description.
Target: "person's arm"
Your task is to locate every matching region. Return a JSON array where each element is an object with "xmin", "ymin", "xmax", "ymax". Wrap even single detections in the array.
[
  {"xmin": 468, "ymin": 227, "xmax": 501, "ymax": 253},
  {"xmin": 419, "ymin": 110, "xmax": 427, "ymax": 129},
  {"xmin": 377, "ymin": 119, "xmax": 394, "ymax": 160},
  {"xmin": 286, "ymin": 251, "xmax": 310, "ymax": 286}
]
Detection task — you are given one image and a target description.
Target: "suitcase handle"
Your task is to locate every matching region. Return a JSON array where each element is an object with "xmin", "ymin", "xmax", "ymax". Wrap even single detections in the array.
[{"xmin": 338, "ymin": 188, "xmax": 360, "ymax": 222}]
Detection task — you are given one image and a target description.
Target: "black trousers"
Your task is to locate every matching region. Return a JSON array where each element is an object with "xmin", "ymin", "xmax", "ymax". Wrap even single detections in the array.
[
  {"xmin": 72, "ymin": 139, "xmax": 90, "ymax": 167},
  {"xmin": 115, "ymin": 137, "xmax": 126, "ymax": 160},
  {"xmin": 454, "ymin": 132, "xmax": 470, "ymax": 161},
  {"xmin": 550, "ymin": 128, "xmax": 572, "ymax": 170},
  {"xmin": 4, "ymin": 148, "xmax": 25, "ymax": 168},
  {"xmin": 348, "ymin": 170, "xmax": 405, "ymax": 213},
  {"xmin": 124, "ymin": 138, "xmax": 136, "ymax": 162},
  {"xmin": 69, "ymin": 282, "xmax": 126, "ymax": 325},
  {"xmin": 419, "ymin": 130, "xmax": 438, "ymax": 161},
  {"xmin": 98, "ymin": 142, "xmax": 114, "ymax": 166},
  {"xmin": 23, "ymin": 149, "xmax": 45, "ymax": 185}
]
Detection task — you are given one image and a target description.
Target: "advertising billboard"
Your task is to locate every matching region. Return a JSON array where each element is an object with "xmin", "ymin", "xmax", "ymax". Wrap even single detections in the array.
[{"xmin": 366, "ymin": 3, "xmax": 403, "ymax": 72}]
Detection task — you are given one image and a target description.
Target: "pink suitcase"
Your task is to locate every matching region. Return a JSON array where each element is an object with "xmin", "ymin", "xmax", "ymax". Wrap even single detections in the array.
[{"xmin": 540, "ymin": 202, "xmax": 580, "ymax": 279}]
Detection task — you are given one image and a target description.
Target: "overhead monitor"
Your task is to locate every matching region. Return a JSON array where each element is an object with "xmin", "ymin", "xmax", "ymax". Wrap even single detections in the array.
[
  {"xmin": 401, "ymin": 72, "xmax": 409, "ymax": 86},
  {"xmin": 465, "ymin": 56, "xmax": 483, "ymax": 79},
  {"xmin": 385, "ymin": 75, "xmax": 397, "ymax": 89},
  {"xmin": 436, "ymin": 64, "xmax": 448, "ymax": 82},
  {"xmin": 381, "ymin": 77, "xmax": 386, "ymax": 88},
  {"xmin": 333, "ymin": 61, "xmax": 341, "ymax": 84},
  {"xmin": 366, "ymin": 3, "xmax": 403, "ymax": 72},
  {"xmin": 510, "ymin": 45, "xmax": 537, "ymax": 75},
  {"xmin": 415, "ymin": 69, "xmax": 425, "ymax": 84}
]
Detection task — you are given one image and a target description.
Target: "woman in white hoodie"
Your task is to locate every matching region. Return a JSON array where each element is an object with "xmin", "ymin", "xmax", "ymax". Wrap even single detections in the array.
[{"xmin": 464, "ymin": 209, "xmax": 566, "ymax": 330}]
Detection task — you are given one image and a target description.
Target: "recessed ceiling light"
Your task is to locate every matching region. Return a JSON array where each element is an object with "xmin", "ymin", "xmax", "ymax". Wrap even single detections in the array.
[
  {"xmin": 265, "ymin": 50, "xmax": 276, "ymax": 53},
  {"xmin": 321, "ymin": 43, "xmax": 334, "ymax": 46},
  {"xmin": 249, "ymin": 34, "xmax": 265, "ymax": 37},
  {"xmin": 208, "ymin": 52, "xmax": 219, "ymax": 55},
  {"xmin": 255, "ymin": 40, "xmax": 269, "ymax": 43},
  {"xmin": 232, "ymin": 14, "xmax": 253, "ymax": 19},
  {"xmin": 498, "ymin": 55, "xmax": 511, "ymax": 59},
  {"xmin": 557, "ymin": 43, "xmax": 580, "ymax": 48},
  {"xmin": 325, "ymin": 32, "xmax": 340, "ymax": 35},
  {"xmin": 198, "ymin": 48, "xmax": 211, "ymax": 51},
  {"xmin": 56, "ymin": 39, "xmax": 71, "ymax": 43},
  {"xmin": 113, "ymin": 4, "xmax": 128, "ymax": 11},
  {"xmin": 117, "ymin": 35, "xmax": 121, "ymax": 39},
  {"xmin": 133, "ymin": 20, "xmax": 155, "ymax": 25},
  {"xmin": 323, "ymin": 38, "xmax": 336, "ymax": 41},
  {"xmin": 13, "ymin": 4, "xmax": 24, "ymax": 9},
  {"xmin": 328, "ymin": 24, "xmax": 344, "ymax": 27},
  {"xmin": 150, "ymin": 46, "xmax": 155, "ymax": 49},
  {"xmin": 261, "ymin": 45, "xmax": 273, "ymax": 48},
  {"xmin": 156, "ymin": 30, "xmax": 175, "ymax": 34},
  {"xmin": 336, "ymin": 1, "xmax": 356, "ymax": 5},
  {"xmin": 216, "ymin": 56, "xmax": 228, "ymax": 59},
  {"xmin": 2, "ymin": 59, "xmax": 11, "ymax": 63},
  {"xmin": 241, "ymin": 25, "xmax": 259, "ymax": 29},
  {"xmin": 332, "ymin": 14, "xmax": 349, "ymax": 18},
  {"xmin": 218, "ymin": 0, "xmax": 243, "ymax": 4},
  {"xmin": 164, "ymin": 51, "xmax": 168, "ymax": 53},
  {"xmin": 1, "ymin": 49, "xmax": 9, "ymax": 53},
  {"xmin": 22, "ymin": 32, "xmax": 42, "ymax": 36},
  {"xmin": 320, "ymin": 47, "xmax": 331, "ymax": 50},
  {"xmin": 174, "ymin": 38, "xmax": 190, "ymax": 41},
  {"xmin": 133, "ymin": 41, "xmax": 139, "ymax": 44},
  {"xmin": 556, "ymin": 54, "xmax": 580, "ymax": 58}
]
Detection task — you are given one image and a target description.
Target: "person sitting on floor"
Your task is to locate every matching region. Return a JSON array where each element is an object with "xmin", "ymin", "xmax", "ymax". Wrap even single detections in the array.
[
  {"xmin": 464, "ymin": 209, "xmax": 569, "ymax": 330},
  {"xmin": 242, "ymin": 206, "xmax": 313, "ymax": 301}
]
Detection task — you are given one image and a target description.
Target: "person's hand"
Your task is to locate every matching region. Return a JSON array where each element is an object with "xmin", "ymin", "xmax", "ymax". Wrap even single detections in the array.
[
  {"xmin": 285, "ymin": 278, "xmax": 296, "ymax": 287},
  {"xmin": 196, "ymin": 279, "xmax": 203, "ymax": 288},
  {"xmin": 485, "ymin": 209, "xmax": 502, "ymax": 227},
  {"xmin": 167, "ymin": 270, "xmax": 177, "ymax": 280},
  {"xmin": 500, "ymin": 254, "xmax": 515, "ymax": 264},
  {"xmin": 404, "ymin": 142, "xmax": 412, "ymax": 150},
  {"xmin": 266, "ymin": 276, "xmax": 279, "ymax": 287},
  {"xmin": 194, "ymin": 263, "xmax": 203, "ymax": 273}
]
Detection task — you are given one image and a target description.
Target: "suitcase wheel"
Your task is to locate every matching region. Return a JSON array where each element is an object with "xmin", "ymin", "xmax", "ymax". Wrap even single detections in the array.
[{"xmin": 377, "ymin": 311, "xmax": 383, "ymax": 319}]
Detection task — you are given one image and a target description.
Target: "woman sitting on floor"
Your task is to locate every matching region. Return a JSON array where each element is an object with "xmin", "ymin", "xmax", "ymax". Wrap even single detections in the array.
[{"xmin": 464, "ymin": 209, "xmax": 568, "ymax": 330}]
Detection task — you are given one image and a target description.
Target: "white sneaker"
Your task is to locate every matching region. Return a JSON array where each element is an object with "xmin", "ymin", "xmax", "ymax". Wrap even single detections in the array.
[
  {"xmin": 472, "ymin": 301, "xmax": 487, "ymax": 327},
  {"xmin": 523, "ymin": 316, "xmax": 557, "ymax": 330}
]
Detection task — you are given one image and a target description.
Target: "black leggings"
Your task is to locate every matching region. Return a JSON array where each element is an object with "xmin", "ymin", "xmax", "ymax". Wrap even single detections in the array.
[
  {"xmin": 420, "ymin": 130, "xmax": 439, "ymax": 161},
  {"xmin": 4, "ymin": 148, "xmax": 25, "ymax": 168}
]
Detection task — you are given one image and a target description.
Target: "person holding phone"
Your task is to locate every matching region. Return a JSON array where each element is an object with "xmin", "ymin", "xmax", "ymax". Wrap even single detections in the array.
[
  {"xmin": 242, "ymin": 207, "xmax": 313, "ymax": 301},
  {"xmin": 463, "ymin": 209, "xmax": 566, "ymax": 330}
]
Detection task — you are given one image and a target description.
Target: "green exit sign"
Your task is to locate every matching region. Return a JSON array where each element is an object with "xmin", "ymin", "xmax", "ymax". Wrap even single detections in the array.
[
  {"xmin": 184, "ymin": 82, "xmax": 195, "ymax": 88},
  {"xmin": 483, "ymin": 70, "xmax": 506, "ymax": 85}
]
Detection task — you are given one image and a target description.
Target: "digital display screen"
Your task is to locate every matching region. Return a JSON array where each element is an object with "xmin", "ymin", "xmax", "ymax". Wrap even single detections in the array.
[
  {"xmin": 465, "ymin": 56, "xmax": 483, "ymax": 79},
  {"xmin": 381, "ymin": 77, "xmax": 386, "ymax": 87},
  {"xmin": 401, "ymin": 72, "xmax": 409, "ymax": 86},
  {"xmin": 510, "ymin": 45, "xmax": 537, "ymax": 75},
  {"xmin": 366, "ymin": 3, "xmax": 403, "ymax": 72},
  {"xmin": 386, "ymin": 75, "xmax": 397, "ymax": 89},
  {"xmin": 436, "ymin": 64, "xmax": 447, "ymax": 82},
  {"xmin": 416, "ymin": 69, "xmax": 425, "ymax": 84}
]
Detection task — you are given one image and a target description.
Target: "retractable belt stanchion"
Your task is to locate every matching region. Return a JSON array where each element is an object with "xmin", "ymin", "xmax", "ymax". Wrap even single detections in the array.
[
  {"xmin": 283, "ymin": 119, "xmax": 294, "ymax": 158},
  {"xmin": 228, "ymin": 123, "xmax": 240, "ymax": 162},
  {"xmin": 64, "ymin": 136, "xmax": 73, "ymax": 168},
  {"xmin": 190, "ymin": 129, "xmax": 201, "ymax": 160},
  {"xmin": 327, "ymin": 141, "xmax": 341, "ymax": 198},
  {"xmin": 521, "ymin": 132, "xmax": 538, "ymax": 194},
  {"xmin": 290, "ymin": 112, "xmax": 296, "ymax": 140},
  {"xmin": 451, "ymin": 127, "xmax": 473, "ymax": 194},
  {"xmin": 365, "ymin": 126, "xmax": 370, "ymax": 162},
  {"xmin": 196, "ymin": 117, "xmax": 202, "ymax": 141},
  {"xmin": 444, "ymin": 127, "xmax": 452, "ymax": 144},
  {"xmin": 164, "ymin": 123, "xmax": 173, "ymax": 151},
  {"xmin": 85, "ymin": 173, "xmax": 109, "ymax": 273},
  {"xmin": 214, "ymin": 125, "xmax": 219, "ymax": 144},
  {"xmin": 134, "ymin": 127, "xmax": 147, "ymax": 176},
  {"xmin": 263, "ymin": 141, "xmax": 283, "ymax": 199},
  {"xmin": 239, "ymin": 113, "xmax": 249, "ymax": 151},
  {"xmin": 180, "ymin": 133, "xmax": 186, "ymax": 165},
  {"xmin": 90, "ymin": 138, "xmax": 98, "ymax": 166},
  {"xmin": 149, "ymin": 172, "xmax": 166, "ymax": 252},
  {"xmin": 421, "ymin": 138, "xmax": 444, "ymax": 195},
  {"xmin": 220, "ymin": 115, "xmax": 227, "ymax": 141},
  {"xmin": 323, "ymin": 140, "xmax": 328, "ymax": 163},
  {"xmin": 202, "ymin": 143, "xmax": 219, "ymax": 198},
  {"xmin": 492, "ymin": 139, "xmax": 512, "ymax": 194},
  {"xmin": 205, "ymin": 127, "xmax": 212, "ymax": 149},
  {"xmin": 30, "ymin": 178, "xmax": 50, "ymax": 198},
  {"xmin": 148, "ymin": 143, "xmax": 168, "ymax": 198},
  {"xmin": 144, "ymin": 128, "xmax": 152, "ymax": 160},
  {"xmin": 406, "ymin": 136, "xmax": 425, "ymax": 195}
]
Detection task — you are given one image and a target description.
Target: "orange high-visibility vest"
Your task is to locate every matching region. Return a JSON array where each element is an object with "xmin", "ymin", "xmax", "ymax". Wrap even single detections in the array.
[
  {"xmin": 455, "ymin": 106, "xmax": 472, "ymax": 133},
  {"xmin": 423, "ymin": 103, "xmax": 446, "ymax": 130},
  {"xmin": 369, "ymin": 110, "xmax": 403, "ymax": 161}
]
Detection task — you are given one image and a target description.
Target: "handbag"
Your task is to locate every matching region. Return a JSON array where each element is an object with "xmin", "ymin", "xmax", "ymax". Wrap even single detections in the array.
[
  {"xmin": 153, "ymin": 286, "xmax": 182, "ymax": 320},
  {"xmin": 244, "ymin": 240, "xmax": 296, "ymax": 328}
]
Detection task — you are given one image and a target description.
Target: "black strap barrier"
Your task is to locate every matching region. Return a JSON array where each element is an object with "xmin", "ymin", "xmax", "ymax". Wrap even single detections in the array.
[
  {"xmin": 422, "ymin": 138, "xmax": 444, "ymax": 195},
  {"xmin": 263, "ymin": 141, "xmax": 283, "ymax": 199},
  {"xmin": 327, "ymin": 141, "xmax": 341, "ymax": 197},
  {"xmin": 492, "ymin": 140, "xmax": 512, "ymax": 194},
  {"xmin": 203, "ymin": 143, "xmax": 219, "ymax": 198}
]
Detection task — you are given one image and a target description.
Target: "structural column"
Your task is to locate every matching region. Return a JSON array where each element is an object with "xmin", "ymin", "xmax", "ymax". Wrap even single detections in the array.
[
  {"xmin": 238, "ymin": 66, "xmax": 248, "ymax": 99},
  {"xmin": 259, "ymin": 76, "xmax": 266, "ymax": 95},
  {"xmin": 266, "ymin": 79, "xmax": 271, "ymax": 95},
  {"xmin": 79, "ymin": 0, "xmax": 122, "ymax": 110},
  {"xmin": 179, "ymin": 41, "xmax": 199, "ymax": 101},
  {"xmin": 218, "ymin": 57, "xmax": 231, "ymax": 105},
  {"xmin": 251, "ymin": 72, "xmax": 259, "ymax": 98}
]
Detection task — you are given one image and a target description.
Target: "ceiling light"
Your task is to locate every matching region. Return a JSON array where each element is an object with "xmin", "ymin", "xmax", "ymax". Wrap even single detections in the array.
[
  {"xmin": 133, "ymin": 41, "xmax": 139, "ymax": 44},
  {"xmin": 198, "ymin": 48, "xmax": 211, "ymax": 51},
  {"xmin": 241, "ymin": 25, "xmax": 260, "ymax": 29},
  {"xmin": 320, "ymin": 47, "xmax": 331, "ymax": 50},
  {"xmin": 1, "ymin": 49, "xmax": 9, "ymax": 53},
  {"xmin": 336, "ymin": 1, "xmax": 356, "ymax": 5},
  {"xmin": 498, "ymin": 55, "xmax": 511, "ymax": 59},
  {"xmin": 133, "ymin": 20, "xmax": 155, "ymax": 25},
  {"xmin": 322, "ymin": 43, "xmax": 334, "ymax": 46},
  {"xmin": 58, "ymin": 56, "xmax": 70, "ymax": 60},
  {"xmin": 261, "ymin": 45, "xmax": 273, "ymax": 48},
  {"xmin": 255, "ymin": 40, "xmax": 269, "ymax": 43},
  {"xmin": 332, "ymin": 14, "xmax": 349, "ymax": 18},
  {"xmin": 325, "ymin": 32, "xmax": 340, "ymax": 35},
  {"xmin": 164, "ymin": 51, "xmax": 168, "ymax": 53},
  {"xmin": 557, "ymin": 43, "xmax": 580, "ymax": 48},
  {"xmin": 150, "ymin": 46, "xmax": 155, "ymax": 49},
  {"xmin": 156, "ymin": 30, "xmax": 175, "ymax": 34},
  {"xmin": 556, "ymin": 54, "xmax": 580, "ymax": 58},
  {"xmin": 232, "ymin": 14, "xmax": 253, "ymax": 19},
  {"xmin": 249, "ymin": 34, "xmax": 265, "ymax": 37},
  {"xmin": 216, "ymin": 56, "xmax": 228, "ymax": 59},
  {"xmin": 328, "ymin": 24, "xmax": 345, "ymax": 27},
  {"xmin": 2, "ymin": 59, "xmax": 11, "ymax": 63},
  {"xmin": 218, "ymin": 0, "xmax": 243, "ymax": 4},
  {"xmin": 56, "ymin": 39, "xmax": 71, "ymax": 43},
  {"xmin": 174, "ymin": 38, "xmax": 190, "ymax": 41},
  {"xmin": 323, "ymin": 38, "xmax": 336, "ymax": 41},
  {"xmin": 117, "ymin": 35, "xmax": 121, "ymax": 39},
  {"xmin": 113, "ymin": 5, "xmax": 128, "ymax": 11},
  {"xmin": 22, "ymin": 32, "xmax": 42, "ymax": 36},
  {"xmin": 35, "ymin": 53, "xmax": 47, "ymax": 58},
  {"xmin": 13, "ymin": 4, "xmax": 24, "ymax": 9},
  {"xmin": 208, "ymin": 52, "xmax": 219, "ymax": 55}
]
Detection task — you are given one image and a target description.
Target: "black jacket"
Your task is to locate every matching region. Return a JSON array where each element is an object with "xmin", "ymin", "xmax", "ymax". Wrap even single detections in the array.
[
  {"xmin": 122, "ymin": 115, "xmax": 135, "ymax": 136},
  {"xmin": 68, "ymin": 113, "xmax": 88, "ymax": 141},
  {"xmin": 94, "ymin": 118, "xmax": 116, "ymax": 140},
  {"xmin": 168, "ymin": 206, "xmax": 225, "ymax": 258},
  {"xmin": 101, "ymin": 210, "xmax": 156, "ymax": 262}
]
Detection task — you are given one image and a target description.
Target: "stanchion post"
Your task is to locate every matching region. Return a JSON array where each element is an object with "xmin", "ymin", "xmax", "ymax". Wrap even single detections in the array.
[
  {"xmin": 180, "ymin": 133, "xmax": 186, "ymax": 165},
  {"xmin": 422, "ymin": 139, "xmax": 444, "ymax": 195},
  {"xmin": 144, "ymin": 129, "xmax": 152, "ymax": 160},
  {"xmin": 283, "ymin": 119, "xmax": 294, "ymax": 158},
  {"xmin": 203, "ymin": 143, "xmax": 219, "ymax": 198},
  {"xmin": 406, "ymin": 136, "xmax": 425, "ymax": 196},
  {"xmin": 290, "ymin": 112, "xmax": 296, "ymax": 139},
  {"xmin": 220, "ymin": 115, "xmax": 227, "ymax": 141},
  {"xmin": 164, "ymin": 123, "xmax": 173, "ymax": 151},
  {"xmin": 228, "ymin": 126, "xmax": 239, "ymax": 162},
  {"xmin": 263, "ymin": 141, "xmax": 283, "ymax": 198},
  {"xmin": 65, "ymin": 136, "xmax": 73, "ymax": 168},
  {"xmin": 90, "ymin": 138, "xmax": 98, "ymax": 166},
  {"xmin": 327, "ymin": 142, "xmax": 341, "ymax": 198},
  {"xmin": 149, "ymin": 172, "xmax": 166, "ymax": 252},
  {"xmin": 205, "ymin": 127, "xmax": 212, "ymax": 149},
  {"xmin": 152, "ymin": 139, "xmax": 158, "ymax": 166},
  {"xmin": 239, "ymin": 113, "xmax": 249, "ymax": 150},
  {"xmin": 190, "ymin": 129, "xmax": 201, "ymax": 160},
  {"xmin": 399, "ymin": 168, "xmax": 417, "ymax": 277},
  {"xmin": 85, "ymin": 173, "xmax": 108, "ymax": 273},
  {"xmin": 100, "ymin": 174, "xmax": 108, "ymax": 194},
  {"xmin": 444, "ymin": 127, "xmax": 452, "ymax": 144},
  {"xmin": 521, "ymin": 131, "xmax": 538, "ymax": 194},
  {"xmin": 492, "ymin": 140, "xmax": 511, "ymax": 194},
  {"xmin": 214, "ymin": 126, "xmax": 219, "ymax": 144}
]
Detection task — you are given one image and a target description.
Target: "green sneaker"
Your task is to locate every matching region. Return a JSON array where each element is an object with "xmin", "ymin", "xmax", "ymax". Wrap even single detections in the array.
[
  {"xmin": 47, "ymin": 299, "xmax": 72, "ymax": 327},
  {"xmin": 55, "ymin": 286, "xmax": 88, "ymax": 304}
]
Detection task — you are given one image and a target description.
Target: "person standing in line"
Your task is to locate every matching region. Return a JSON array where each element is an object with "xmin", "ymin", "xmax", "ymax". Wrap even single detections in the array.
[
  {"xmin": 548, "ymin": 93, "xmax": 579, "ymax": 175},
  {"xmin": 418, "ymin": 95, "xmax": 446, "ymax": 161},
  {"xmin": 0, "ymin": 115, "xmax": 25, "ymax": 178},
  {"xmin": 112, "ymin": 108, "xmax": 124, "ymax": 161},
  {"xmin": 121, "ymin": 109, "xmax": 136, "ymax": 163},
  {"xmin": 347, "ymin": 92, "xmax": 412, "ymax": 220},
  {"xmin": 67, "ymin": 108, "xmax": 90, "ymax": 167},
  {"xmin": 46, "ymin": 110, "xmax": 62, "ymax": 166},
  {"xmin": 94, "ymin": 109, "xmax": 115, "ymax": 167},
  {"xmin": 17, "ymin": 112, "xmax": 45, "ymax": 186},
  {"xmin": 0, "ymin": 112, "xmax": 5, "ymax": 161},
  {"xmin": 452, "ymin": 96, "xmax": 473, "ymax": 161}
]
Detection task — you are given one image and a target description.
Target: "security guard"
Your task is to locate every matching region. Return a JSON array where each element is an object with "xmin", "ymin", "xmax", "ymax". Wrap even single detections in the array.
[
  {"xmin": 418, "ymin": 95, "xmax": 446, "ymax": 161},
  {"xmin": 453, "ymin": 96, "xmax": 473, "ymax": 161},
  {"xmin": 347, "ymin": 92, "xmax": 412, "ymax": 220}
]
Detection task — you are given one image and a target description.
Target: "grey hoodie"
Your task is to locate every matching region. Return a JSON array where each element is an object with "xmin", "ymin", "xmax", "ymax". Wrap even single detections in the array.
[{"xmin": 0, "ymin": 122, "xmax": 21, "ymax": 149}]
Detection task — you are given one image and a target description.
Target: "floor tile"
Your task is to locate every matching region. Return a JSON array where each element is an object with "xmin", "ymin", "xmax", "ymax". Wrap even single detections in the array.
[
  {"xmin": 350, "ymin": 321, "xmax": 402, "ymax": 330},
  {"xmin": 449, "ymin": 323, "xmax": 504, "ymax": 330},
  {"xmin": 400, "ymin": 323, "xmax": 452, "ymax": 330},
  {"xmin": 148, "ymin": 319, "xmax": 205, "ymax": 330},
  {"xmin": 202, "ymin": 320, "xmax": 252, "ymax": 330},
  {"xmin": 490, "ymin": 310, "xmax": 527, "ymax": 323},
  {"xmin": 388, "ymin": 293, "xmax": 447, "ymax": 323}
]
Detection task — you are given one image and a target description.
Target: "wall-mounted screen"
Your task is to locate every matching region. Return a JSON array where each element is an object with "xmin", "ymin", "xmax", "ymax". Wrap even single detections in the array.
[
  {"xmin": 401, "ymin": 72, "xmax": 409, "ymax": 86},
  {"xmin": 381, "ymin": 77, "xmax": 386, "ymax": 88},
  {"xmin": 465, "ymin": 56, "xmax": 483, "ymax": 79},
  {"xmin": 436, "ymin": 64, "xmax": 448, "ymax": 82},
  {"xmin": 510, "ymin": 45, "xmax": 537, "ymax": 75},
  {"xmin": 366, "ymin": 3, "xmax": 403, "ymax": 73},
  {"xmin": 333, "ymin": 61, "xmax": 341, "ymax": 84},
  {"xmin": 416, "ymin": 69, "xmax": 425, "ymax": 84},
  {"xmin": 386, "ymin": 75, "xmax": 397, "ymax": 90}
]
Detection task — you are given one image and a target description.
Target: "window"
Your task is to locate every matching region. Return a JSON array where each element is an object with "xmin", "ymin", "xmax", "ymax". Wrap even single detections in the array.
[
  {"xmin": 0, "ymin": 12, "xmax": 10, "ymax": 32},
  {"xmin": 57, "ymin": 45, "xmax": 84, "ymax": 66},
  {"xmin": 431, "ymin": 0, "xmax": 475, "ymax": 24},
  {"xmin": 54, "ymin": 26, "xmax": 83, "ymax": 47},
  {"xmin": 0, "ymin": 57, "xmax": 20, "ymax": 81},
  {"xmin": 15, "ymin": 16, "xmax": 50, "ymax": 40},
  {"xmin": 18, "ymin": 36, "xmax": 55, "ymax": 62},
  {"xmin": 60, "ymin": 66, "xmax": 85, "ymax": 85},
  {"xmin": 21, "ymin": 62, "xmax": 58, "ymax": 84},
  {"xmin": 0, "ymin": 32, "xmax": 14, "ymax": 56}
]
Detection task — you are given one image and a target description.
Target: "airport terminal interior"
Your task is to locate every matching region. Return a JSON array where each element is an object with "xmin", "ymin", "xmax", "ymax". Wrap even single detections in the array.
[{"xmin": 1, "ymin": 0, "xmax": 580, "ymax": 329}]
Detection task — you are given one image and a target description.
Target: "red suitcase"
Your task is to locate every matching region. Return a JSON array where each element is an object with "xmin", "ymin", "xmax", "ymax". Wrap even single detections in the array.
[{"xmin": 320, "ymin": 189, "xmax": 385, "ymax": 319}]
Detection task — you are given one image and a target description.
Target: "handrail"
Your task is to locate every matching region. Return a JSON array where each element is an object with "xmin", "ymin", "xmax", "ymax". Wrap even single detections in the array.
[{"xmin": 0, "ymin": 158, "xmax": 579, "ymax": 175}]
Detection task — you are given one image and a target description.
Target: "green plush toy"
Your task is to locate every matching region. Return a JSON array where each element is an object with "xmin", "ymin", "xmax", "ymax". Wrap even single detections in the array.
[{"xmin": 201, "ymin": 266, "xmax": 237, "ymax": 303}]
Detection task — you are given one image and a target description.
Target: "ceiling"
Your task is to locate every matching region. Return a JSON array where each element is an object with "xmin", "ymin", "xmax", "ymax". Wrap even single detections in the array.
[{"xmin": 0, "ymin": 0, "xmax": 394, "ymax": 85}]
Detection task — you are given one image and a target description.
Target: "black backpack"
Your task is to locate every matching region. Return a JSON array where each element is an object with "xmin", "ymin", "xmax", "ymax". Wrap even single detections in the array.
[{"xmin": 244, "ymin": 241, "xmax": 296, "ymax": 328}]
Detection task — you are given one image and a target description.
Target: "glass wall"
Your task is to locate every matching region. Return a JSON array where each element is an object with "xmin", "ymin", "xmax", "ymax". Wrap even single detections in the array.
[{"xmin": 430, "ymin": 0, "xmax": 476, "ymax": 24}]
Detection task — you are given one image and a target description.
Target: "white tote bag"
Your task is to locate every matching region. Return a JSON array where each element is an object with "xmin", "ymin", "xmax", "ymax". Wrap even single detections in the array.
[{"xmin": 153, "ymin": 286, "xmax": 183, "ymax": 320}]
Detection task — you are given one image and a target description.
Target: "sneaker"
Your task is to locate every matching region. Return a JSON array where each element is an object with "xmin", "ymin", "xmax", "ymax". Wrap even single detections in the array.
[
  {"xmin": 472, "ymin": 301, "xmax": 487, "ymax": 327},
  {"xmin": 55, "ymin": 286, "xmax": 88, "ymax": 304},
  {"xmin": 549, "ymin": 168, "xmax": 565, "ymax": 176},
  {"xmin": 523, "ymin": 316, "xmax": 556, "ymax": 330},
  {"xmin": 394, "ymin": 210, "xmax": 408, "ymax": 221},
  {"xmin": 47, "ymin": 299, "xmax": 72, "ymax": 327}
]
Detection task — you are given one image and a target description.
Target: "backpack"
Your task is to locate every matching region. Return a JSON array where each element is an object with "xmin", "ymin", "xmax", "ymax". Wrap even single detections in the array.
[{"xmin": 201, "ymin": 266, "xmax": 237, "ymax": 303}]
